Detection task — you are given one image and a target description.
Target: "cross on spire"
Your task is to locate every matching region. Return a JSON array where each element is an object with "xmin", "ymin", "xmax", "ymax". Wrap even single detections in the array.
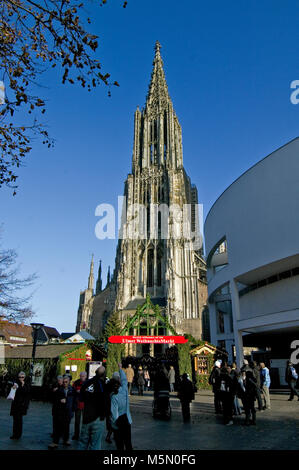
[{"xmin": 155, "ymin": 40, "xmax": 161, "ymax": 54}]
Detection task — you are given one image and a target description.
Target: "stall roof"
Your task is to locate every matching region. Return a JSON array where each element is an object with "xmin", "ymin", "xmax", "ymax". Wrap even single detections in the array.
[
  {"xmin": 190, "ymin": 343, "xmax": 228, "ymax": 356},
  {"xmin": 4, "ymin": 343, "xmax": 81, "ymax": 359}
]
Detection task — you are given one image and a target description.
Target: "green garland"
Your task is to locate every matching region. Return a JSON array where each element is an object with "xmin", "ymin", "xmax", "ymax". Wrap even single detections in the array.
[
  {"xmin": 177, "ymin": 334, "xmax": 196, "ymax": 377},
  {"xmin": 58, "ymin": 344, "xmax": 88, "ymax": 381},
  {"xmin": 4, "ymin": 357, "xmax": 58, "ymax": 390}
]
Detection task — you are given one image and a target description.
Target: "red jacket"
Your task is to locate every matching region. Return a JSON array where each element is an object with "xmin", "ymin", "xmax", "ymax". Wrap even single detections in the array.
[{"xmin": 73, "ymin": 379, "xmax": 85, "ymax": 410}]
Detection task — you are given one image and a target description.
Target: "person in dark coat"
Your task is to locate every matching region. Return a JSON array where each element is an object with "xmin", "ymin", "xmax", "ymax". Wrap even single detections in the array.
[
  {"xmin": 48, "ymin": 375, "xmax": 76, "ymax": 449},
  {"xmin": 153, "ymin": 367, "xmax": 170, "ymax": 397},
  {"xmin": 10, "ymin": 371, "xmax": 30, "ymax": 439},
  {"xmin": 50, "ymin": 375, "xmax": 63, "ymax": 438},
  {"xmin": 250, "ymin": 361, "xmax": 263, "ymax": 411},
  {"xmin": 177, "ymin": 373, "xmax": 195, "ymax": 422},
  {"xmin": 78, "ymin": 365, "xmax": 111, "ymax": 450},
  {"xmin": 208, "ymin": 360, "xmax": 222, "ymax": 414},
  {"xmin": 219, "ymin": 366, "xmax": 236, "ymax": 425},
  {"xmin": 238, "ymin": 370, "xmax": 258, "ymax": 425},
  {"xmin": 137, "ymin": 367, "xmax": 145, "ymax": 396},
  {"xmin": 285, "ymin": 361, "xmax": 299, "ymax": 401}
]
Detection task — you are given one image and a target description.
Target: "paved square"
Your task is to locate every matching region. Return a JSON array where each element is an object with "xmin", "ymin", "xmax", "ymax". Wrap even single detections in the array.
[{"xmin": 0, "ymin": 391, "xmax": 298, "ymax": 450}]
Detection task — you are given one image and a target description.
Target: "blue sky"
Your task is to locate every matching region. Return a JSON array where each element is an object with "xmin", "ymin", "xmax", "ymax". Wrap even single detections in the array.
[{"xmin": 1, "ymin": 0, "xmax": 299, "ymax": 332}]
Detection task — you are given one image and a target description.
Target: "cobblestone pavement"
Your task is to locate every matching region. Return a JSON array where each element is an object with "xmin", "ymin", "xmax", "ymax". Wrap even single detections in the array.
[{"xmin": 0, "ymin": 391, "xmax": 298, "ymax": 450}]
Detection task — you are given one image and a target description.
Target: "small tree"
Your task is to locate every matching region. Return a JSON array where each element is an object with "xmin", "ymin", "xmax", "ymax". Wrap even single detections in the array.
[
  {"xmin": 177, "ymin": 334, "xmax": 197, "ymax": 378},
  {"xmin": 0, "ymin": 239, "xmax": 36, "ymax": 323},
  {"xmin": 104, "ymin": 312, "xmax": 124, "ymax": 378}
]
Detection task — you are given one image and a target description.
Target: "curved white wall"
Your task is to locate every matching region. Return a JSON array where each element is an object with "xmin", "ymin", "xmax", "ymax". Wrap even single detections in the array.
[
  {"xmin": 204, "ymin": 137, "xmax": 299, "ymax": 364},
  {"xmin": 239, "ymin": 276, "xmax": 299, "ymax": 321},
  {"xmin": 205, "ymin": 137, "xmax": 299, "ymax": 292}
]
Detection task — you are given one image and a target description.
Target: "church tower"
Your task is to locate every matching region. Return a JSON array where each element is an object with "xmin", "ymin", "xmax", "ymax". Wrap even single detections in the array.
[
  {"xmin": 114, "ymin": 41, "xmax": 206, "ymax": 337},
  {"xmin": 76, "ymin": 255, "xmax": 95, "ymax": 332},
  {"xmin": 75, "ymin": 42, "xmax": 208, "ymax": 340}
]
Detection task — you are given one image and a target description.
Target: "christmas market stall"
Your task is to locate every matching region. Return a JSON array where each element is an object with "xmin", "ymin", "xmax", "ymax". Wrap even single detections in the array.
[{"xmin": 190, "ymin": 342, "xmax": 228, "ymax": 390}]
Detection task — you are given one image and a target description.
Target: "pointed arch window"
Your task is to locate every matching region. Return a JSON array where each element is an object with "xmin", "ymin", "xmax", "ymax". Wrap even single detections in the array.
[
  {"xmin": 158, "ymin": 211, "xmax": 161, "ymax": 239},
  {"xmin": 147, "ymin": 249, "xmax": 154, "ymax": 287},
  {"xmin": 157, "ymin": 255, "xmax": 162, "ymax": 286},
  {"xmin": 164, "ymin": 112, "xmax": 167, "ymax": 162}
]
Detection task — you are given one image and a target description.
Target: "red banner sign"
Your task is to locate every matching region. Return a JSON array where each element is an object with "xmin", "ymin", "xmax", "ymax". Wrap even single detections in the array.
[{"xmin": 108, "ymin": 335, "xmax": 188, "ymax": 344}]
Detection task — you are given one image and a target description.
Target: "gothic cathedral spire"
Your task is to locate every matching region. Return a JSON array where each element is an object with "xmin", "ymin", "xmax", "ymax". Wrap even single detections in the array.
[
  {"xmin": 88, "ymin": 254, "xmax": 94, "ymax": 291},
  {"xmin": 96, "ymin": 259, "xmax": 102, "ymax": 295},
  {"xmin": 145, "ymin": 40, "xmax": 172, "ymax": 113},
  {"xmin": 107, "ymin": 265, "xmax": 111, "ymax": 286},
  {"xmin": 132, "ymin": 41, "xmax": 183, "ymax": 173}
]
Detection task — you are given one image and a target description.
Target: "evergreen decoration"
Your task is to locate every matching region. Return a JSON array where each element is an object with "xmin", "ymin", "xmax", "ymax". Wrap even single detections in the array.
[
  {"xmin": 121, "ymin": 294, "xmax": 177, "ymax": 336},
  {"xmin": 58, "ymin": 344, "xmax": 88, "ymax": 381},
  {"xmin": 104, "ymin": 312, "xmax": 124, "ymax": 378},
  {"xmin": 177, "ymin": 333, "xmax": 196, "ymax": 378}
]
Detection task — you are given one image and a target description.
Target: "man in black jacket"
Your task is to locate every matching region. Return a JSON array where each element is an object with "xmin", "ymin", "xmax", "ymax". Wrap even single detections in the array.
[
  {"xmin": 239, "ymin": 370, "xmax": 258, "ymax": 425},
  {"xmin": 209, "ymin": 360, "xmax": 222, "ymax": 414},
  {"xmin": 49, "ymin": 375, "xmax": 76, "ymax": 449},
  {"xmin": 219, "ymin": 366, "xmax": 236, "ymax": 426},
  {"xmin": 78, "ymin": 365, "xmax": 110, "ymax": 450},
  {"xmin": 285, "ymin": 361, "xmax": 299, "ymax": 401},
  {"xmin": 178, "ymin": 374, "xmax": 195, "ymax": 422},
  {"xmin": 250, "ymin": 361, "xmax": 263, "ymax": 411}
]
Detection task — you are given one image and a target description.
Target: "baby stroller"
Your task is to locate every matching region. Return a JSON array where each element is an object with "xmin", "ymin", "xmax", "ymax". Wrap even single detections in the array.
[{"xmin": 152, "ymin": 389, "xmax": 171, "ymax": 420}]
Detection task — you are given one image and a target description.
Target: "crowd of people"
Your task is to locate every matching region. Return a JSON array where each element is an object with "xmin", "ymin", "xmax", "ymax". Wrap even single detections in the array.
[
  {"xmin": 208, "ymin": 359, "xmax": 298, "ymax": 426},
  {"xmin": 123, "ymin": 363, "xmax": 176, "ymax": 396},
  {"xmin": 6, "ymin": 359, "xmax": 298, "ymax": 448}
]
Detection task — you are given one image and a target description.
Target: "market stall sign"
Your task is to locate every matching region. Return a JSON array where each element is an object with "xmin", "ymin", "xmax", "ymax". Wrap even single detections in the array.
[{"xmin": 108, "ymin": 335, "xmax": 188, "ymax": 344}]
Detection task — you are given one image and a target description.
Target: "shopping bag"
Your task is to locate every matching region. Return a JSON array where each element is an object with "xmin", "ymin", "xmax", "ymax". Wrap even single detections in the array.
[{"xmin": 7, "ymin": 386, "xmax": 16, "ymax": 400}]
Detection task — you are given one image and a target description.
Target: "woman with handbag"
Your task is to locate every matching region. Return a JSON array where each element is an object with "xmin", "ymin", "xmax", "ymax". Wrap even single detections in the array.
[
  {"xmin": 9, "ymin": 371, "xmax": 30, "ymax": 440},
  {"xmin": 110, "ymin": 363, "xmax": 133, "ymax": 450}
]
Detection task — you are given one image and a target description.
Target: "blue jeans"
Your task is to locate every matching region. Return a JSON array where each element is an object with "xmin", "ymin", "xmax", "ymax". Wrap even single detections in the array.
[{"xmin": 78, "ymin": 418, "xmax": 105, "ymax": 450}]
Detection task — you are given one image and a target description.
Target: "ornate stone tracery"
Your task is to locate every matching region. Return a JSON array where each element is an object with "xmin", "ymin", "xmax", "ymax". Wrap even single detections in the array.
[{"xmin": 76, "ymin": 42, "xmax": 208, "ymax": 342}]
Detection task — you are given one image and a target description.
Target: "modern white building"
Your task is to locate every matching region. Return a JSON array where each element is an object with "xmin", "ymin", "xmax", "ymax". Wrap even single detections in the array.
[{"xmin": 205, "ymin": 137, "xmax": 299, "ymax": 367}]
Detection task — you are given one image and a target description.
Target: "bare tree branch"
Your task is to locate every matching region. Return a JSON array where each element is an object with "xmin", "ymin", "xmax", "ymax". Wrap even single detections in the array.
[
  {"xmin": 0, "ymin": 237, "xmax": 37, "ymax": 322},
  {"xmin": 0, "ymin": 0, "xmax": 125, "ymax": 193}
]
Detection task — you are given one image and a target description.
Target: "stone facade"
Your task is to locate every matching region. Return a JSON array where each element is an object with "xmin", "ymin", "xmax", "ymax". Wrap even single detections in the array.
[{"xmin": 76, "ymin": 42, "xmax": 209, "ymax": 343}]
